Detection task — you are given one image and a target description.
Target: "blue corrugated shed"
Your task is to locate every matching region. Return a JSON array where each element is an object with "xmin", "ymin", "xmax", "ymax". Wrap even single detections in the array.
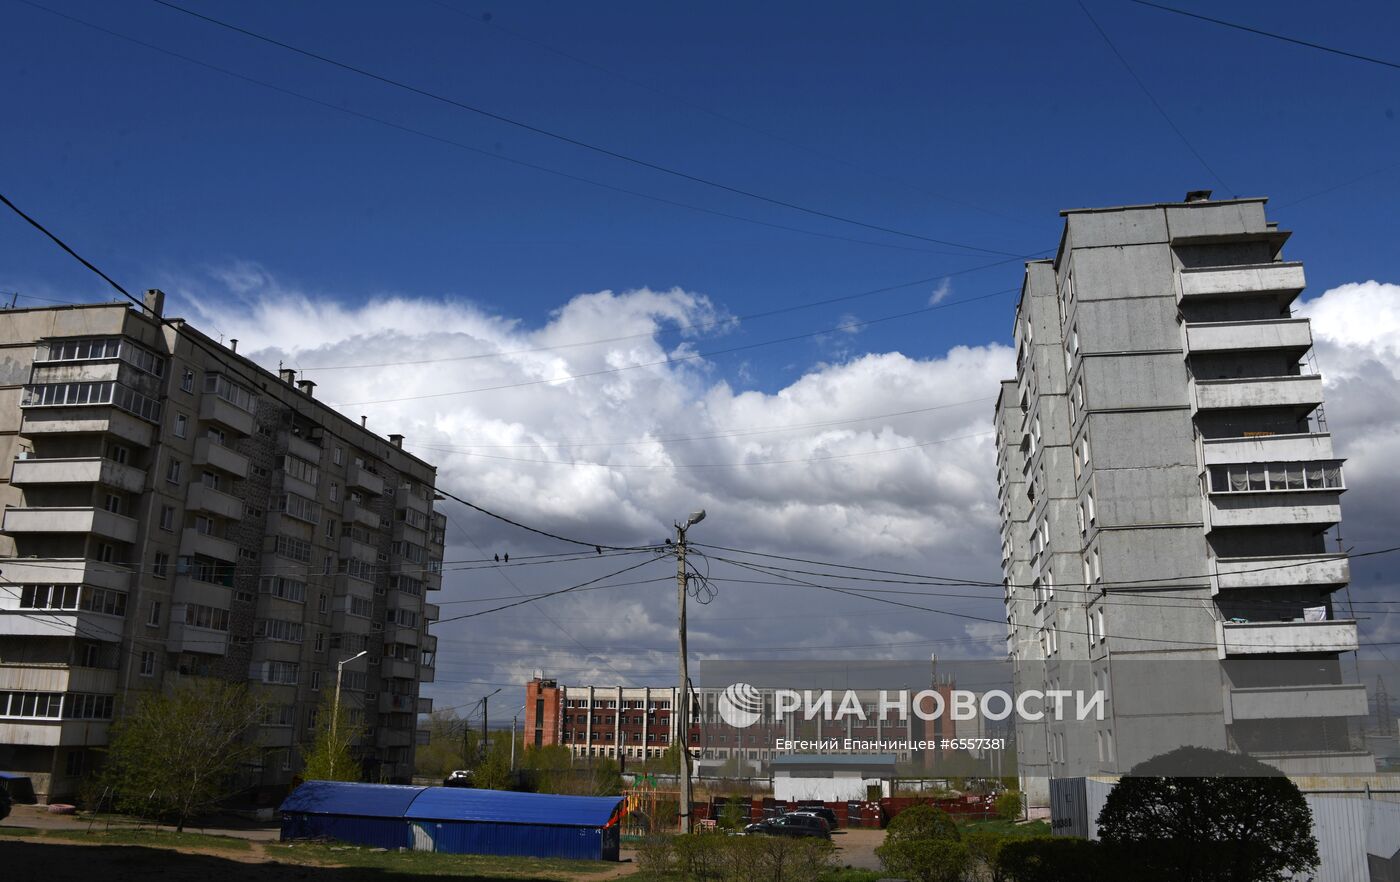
[
  {"xmin": 279, "ymin": 782, "xmax": 625, "ymax": 861},
  {"xmin": 405, "ymin": 787, "xmax": 621, "ymax": 827},
  {"xmin": 281, "ymin": 781, "xmax": 426, "ymax": 817}
]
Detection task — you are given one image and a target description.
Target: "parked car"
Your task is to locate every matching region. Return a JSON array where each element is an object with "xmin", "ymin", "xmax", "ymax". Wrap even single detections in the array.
[
  {"xmin": 442, "ymin": 770, "xmax": 473, "ymax": 788},
  {"xmin": 0, "ymin": 785, "xmax": 11, "ymax": 822},
  {"xmin": 790, "ymin": 806, "xmax": 839, "ymax": 829},
  {"xmin": 743, "ymin": 813, "xmax": 830, "ymax": 839}
]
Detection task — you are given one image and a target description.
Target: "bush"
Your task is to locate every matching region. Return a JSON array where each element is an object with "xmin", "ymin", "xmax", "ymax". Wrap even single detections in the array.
[
  {"xmin": 640, "ymin": 832, "xmax": 834, "ymax": 882},
  {"xmin": 965, "ymin": 830, "xmax": 1009, "ymax": 882},
  {"xmin": 997, "ymin": 837, "xmax": 1108, "ymax": 882},
  {"xmin": 876, "ymin": 837, "xmax": 970, "ymax": 882},
  {"xmin": 635, "ymin": 835, "xmax": 674, "ymax": 875},
  {"xmin": 885, "ymin": 804, "xmax": 960, "ymax": 843},
  {"xmin": 717, "ymin": 796, "xmax": 750, "ymax": 830},
  {"xmin": 994, "ymin": 790, "xmax": 1023, "ymax": 821}
]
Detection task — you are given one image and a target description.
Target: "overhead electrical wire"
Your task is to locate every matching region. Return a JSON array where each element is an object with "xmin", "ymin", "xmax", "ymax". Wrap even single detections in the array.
[
  {"xmin": 1076, "ymin": 0, "xmax": 1232, "ymax": 194},
  {"xmin": 148, "ymin": 0, "xmax": 1031, "ymax": 258},
  {"xmin": 331, "ymin": 287, "xmax": 1020, "ymax": 406},
  {"xmin": 1124, "ymin": 0, "xmax": 1400, "ymax": 72},
  {"xmin": 16, "ymin": 0, "xmax": 1019, "ymax": 263}
]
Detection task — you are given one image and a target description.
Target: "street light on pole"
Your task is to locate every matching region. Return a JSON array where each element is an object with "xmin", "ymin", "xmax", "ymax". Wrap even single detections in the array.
[
  {"xmin": 675, "ymin": 508, "xmax": 705, "ymax": 833},
  {"xmin": 332, "ymin": 650, "xmax": 367, "ymax": 779},
  {"xmin": 471, "ymin": 688, "xmax": 503, "ymax": 764}
]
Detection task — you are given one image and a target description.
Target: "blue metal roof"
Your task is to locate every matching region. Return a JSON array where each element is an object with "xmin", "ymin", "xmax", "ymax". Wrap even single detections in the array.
[
  {"xmin": 404, "ymin": 787, "xmax": 623, "ymax": 828},
  {"xmin": 279, "ymin": 781, "xmax": 426, "ymax": 818}
]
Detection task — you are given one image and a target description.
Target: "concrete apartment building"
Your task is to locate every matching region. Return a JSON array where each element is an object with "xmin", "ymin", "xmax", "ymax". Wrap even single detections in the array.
[
  {"xmin": 997, "ymin": 193, "xmax": 1369, "ymax": 806},
  {"xmin": 0, "ymin": 293, "xmax": 444, "ymax": 802}
]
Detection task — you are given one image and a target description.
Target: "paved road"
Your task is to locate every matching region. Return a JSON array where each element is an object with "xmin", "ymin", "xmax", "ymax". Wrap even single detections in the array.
[{"xmin": 3, "ymin": 804, "xmax": 281, "ymax": 841}]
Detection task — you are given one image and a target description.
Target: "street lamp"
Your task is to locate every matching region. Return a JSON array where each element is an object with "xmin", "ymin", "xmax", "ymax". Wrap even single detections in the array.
[{"xmin": 332, "ymin": 650, "xmax": 367, "ymax": 779}]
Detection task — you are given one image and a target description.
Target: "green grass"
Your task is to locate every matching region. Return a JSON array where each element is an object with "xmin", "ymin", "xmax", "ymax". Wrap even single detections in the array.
[
  {"xmin": 272, "ymin": 841, "xmax": 619, "ymax": 879},
  {"xmin": 959, "ymin": 818, "xmax": 1052, "ymax": 837},
  {"xmin": 0, "ymin": 825, "xmax": 250, "ymax": 851}
]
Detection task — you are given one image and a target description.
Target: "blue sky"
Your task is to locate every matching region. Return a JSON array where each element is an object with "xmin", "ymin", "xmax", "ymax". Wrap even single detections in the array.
[
  {"xmin": 5, "ymin": 2, "xmax": 1400, "ymax": 699},
  {"xmin": 4, "ymin": 0, "xmax": 1399, "ymax": 390}
]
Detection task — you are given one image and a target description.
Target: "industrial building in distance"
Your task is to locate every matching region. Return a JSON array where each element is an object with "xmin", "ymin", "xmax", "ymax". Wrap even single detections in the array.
[
  {"xmin": 997, "ymin": 193, "xmax": 1371, "ymax": 807},
  {"xmin": 0, "ymin": 292, "xmax": 444, "ymax": 802}
]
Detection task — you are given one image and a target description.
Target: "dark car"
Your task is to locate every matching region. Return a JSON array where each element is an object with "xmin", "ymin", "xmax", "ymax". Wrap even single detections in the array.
[
  {"xmin": 0, "ymin": 785, "xmax": 11, "ymax": 822},
  {"xmin": 790, "ymin": 806, "xmax": 839, "ymax": 829},
  {"xmin": 743, "ymin": 813, "xmax": 830, "ymax": 839}
]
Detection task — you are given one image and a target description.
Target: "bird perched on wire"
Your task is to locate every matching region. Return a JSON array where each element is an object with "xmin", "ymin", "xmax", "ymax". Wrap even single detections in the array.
[
  {"xmin": 504, "ymin": 553, "xmax": 509, "ymax": 563},
  {"xmin": 493, "ymin": 554, "xmax": 499, "ymax": 563},
  {"xmin": 595, "ymin": 545, "xmax": 602, "ymax": 555}
]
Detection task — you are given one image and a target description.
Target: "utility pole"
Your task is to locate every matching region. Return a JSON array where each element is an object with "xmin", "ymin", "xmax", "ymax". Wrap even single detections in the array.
[
  {"xmin": 675, "ymin": 509, "xmax": 705, "ymax": 833},
  {"xmin": 332, "ymin": 650, "xmax": 367, "ymax": 778},
  {"xmin": 511, "ymin": 704, "xmax": 525, "ymax": 771},
  {"xmin": 481, "ymin": 687, "xmax": 501, "ymax": 760}
]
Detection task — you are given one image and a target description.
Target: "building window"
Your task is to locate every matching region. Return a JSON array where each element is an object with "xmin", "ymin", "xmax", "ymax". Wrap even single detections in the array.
[
  {"xmin": 147, "ymin": 601, "xmax": 161, "ymax": 627},
  {"xmin": 334, "ymin": 446, "xmax": 344, "ymax": 466},
  {"xmin": 314, "ymin": 632, "xmax": 325, "ymax": 653},
  {"xmin": 153, "ymin": 551, "xmax": 169, "ymax": 579},
  {"xmin": 180, "ymin": 368, "xmax": 195, "ymax": 393},
  {"xmin": 1096, "ymin": 608, "xmax": 1106, "ymax": 644},
  {"xmin": 159, "ymin": 505, "xmax": 174, "ymax": 531},
  {"xmin": 140, "ymin": 651, "xmax": 156, "ymax": 677},
  {"xmin": 174, "ymin": 412, "xmax": 188, "ymax": 439},
  {"xmin": 166, "ymin": 457, "xmax": 182, "ymax": 484},
  {"xmin": 1208, "ymin": 461, "xmax": 1343, "ymax": 493},
  {"xmin": 97, "ymin": 543, "xmax": 116, "ymax": 563},
  {"xmin": 311, "ymin": 671, "xmax": 322, "ymax": 690}
]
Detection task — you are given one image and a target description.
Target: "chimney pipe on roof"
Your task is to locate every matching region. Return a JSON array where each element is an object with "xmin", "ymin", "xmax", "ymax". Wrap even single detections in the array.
[
  {"xmin": 389, "ymin": 433, "xmax": 404, "ymax": 448},
  {"xmin": 229, "ymin": 338, "xmax": 238, "ymax": 353},
  {"xmin": 1185, "ymin": 189, "xmax": 1213, "ymax": 203},
  {"xmin": 297, "ymin": 379, "xmax": 316, "ymax": 397},
  {"xmin": 278, "ymin": 368, "xmax": 296, "ymax": 385},
  {"xmin": 143, "ymin": 289, "xmax": 165, "ymax": 319},
  {"xmin": 361, "ymin": 415, "xmax": 367, "ymax": 428}
]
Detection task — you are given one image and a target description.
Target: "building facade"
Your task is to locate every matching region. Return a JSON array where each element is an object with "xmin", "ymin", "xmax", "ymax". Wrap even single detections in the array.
[
  {"xmin": 0, "ymin": 294, "xmax": 443, "ymax": 801},
  {"xmin": 997, "ymin": 194, "xmax": 1370, "ymax": 806}
]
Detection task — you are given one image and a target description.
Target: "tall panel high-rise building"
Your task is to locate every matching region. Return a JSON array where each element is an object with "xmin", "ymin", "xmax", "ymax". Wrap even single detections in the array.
[
  {"xmin": 0, "ymin": 294, "xmax": 443, "ymax": 802},
  {"xmin": 996, "ymin": 194, "xmax": 1370, "ymax": 805}
]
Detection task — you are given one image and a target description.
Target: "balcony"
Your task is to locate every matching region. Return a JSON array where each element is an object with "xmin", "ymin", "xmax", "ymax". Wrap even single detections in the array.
[
  {"xmin": 343, "ymin": 499, "xmax": 380, "ymax": 531},
  {"xmin": 382, "ymin": 658, "xmax": 416, "ymax": 680},
  {"xmin": 331, "ymin": 611, "xmax": 372, "ymax": 635},
  {"xmin": 380, "ymin": 693, "xmax": 419, "ymax": 714},
  {"xmin": 383, "ymin": 623, "xmax": 420, "ymax": 647},
  {"xmin": 422, "ymin": 603, "xmax": 439, "ymax": 622},
  {"xmin": 20, "ymin": 406, "xmax": 154, "ymax": 447},
  {"xmin": 172, "ymin": 575, "xmax": 233, "ymax": 609},
  {"xmin": 186, "ymin": 482, "xmax": 244, "ymax": 520},
  {"xmin": 1186, "ymin": 319, "xmax": 1313, "ymax": 356},
  {"xmin": 339, "ymin": 536, "xmax": 379, "ymax": 565},
  {"xmin": 0, "ymin": 609, "xmax": 123, "ymax": 641},
  {"xmin": 376, "ymin": 728, "xmax": 413, "ymax": 749},
  {"xmin": 1195, "ymin": 375, "xmax": 1323, "ymax": 414},
  {"xmin": 1208, "ymin": 491, "xmax": 1341, "ymax": 530},
  {"xmin": 193, "ymin": 438, "xmax": 250, "ymax": 479},
  {"xmin": 0, "ymin": 558, "xmax": 131, "ymax": 591},
  {"xmin": 0, "ymin": 664, "xmax": 119, "ymax": 693},
  {"xmin": 11, "ymin": 457, "xmax": 146, "ymax": 493},
  {"xmin": 198, "ymin": 395, "xmax": 255, "ymax": 436},
  {"xmin": 395, "ymin": 486, "xmax": 432, "ymax": 514},
  {"xmin": 1, "ymin": 507, "xmax": 138, "ymax": 543},
  {"xmin": 1178, "ymin": 262, "xmax": 1305, "ymax": 303},
  {"xmin": 1228, "ymin": 683, "xmax": 1367, "ymax": 721},
  {"xmin": 1202, "ymin": 433, "xmax": 1335, "ymax": 466},
  {"xmin": 420, "ymin": 664, "xmax": 435, "ymax": 684},
  {"xmin": 166, "ymin": 621, "xmax": 229, "ymax": 656},
  {"xmin": 255, "ymin": 726, "xmax": 295, "ymax": 748},
  {"xmin": 1222, "ymin": 619, "xmax": 1358, "ymax": 656},
  {"xmin": 287, "ymin": 435, "xmax": 322, "ymax": 464},
  {"xmin": 417, "ymin": 696, "xmax": 433, "ymax": 714},
  {"xmin": 347, "ymin": 464, "xmax": 384, "ymax": 496},
  {"xmin": 181, "ymin": 527, "xmax": 238, "ymax": 563},
  {"xmin": 1216, "ymin": 554, "xmax": 1349, "ymax": 590},
  {"xmin": 0, "ymin": 719, "xmax": 111, "ymax": 747}
]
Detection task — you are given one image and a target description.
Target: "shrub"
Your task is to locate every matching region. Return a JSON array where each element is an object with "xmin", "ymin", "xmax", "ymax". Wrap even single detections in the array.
[
  {"xmin": 965, "ymin": 829, "xmax": 1010, "ymax": 882},
  {"xmin": 717, "ymin": 796, "xmax": 750, "ymax": 830},
  {"xmin": 671, "ymin": 831, "xmax": 723, "ymax": 880},
  {"xmin": 994, "ymin": 790, "xmax": 1023, "ymax": 821},
  {"xmin": 996, "ymin": 837, "xmax": 1108, "ymax": 882},
  {"xmin": 885, "ymin": 804, "xmax": 960, "ymax": 843},
  {"xmin": 635, "ymin": 835, "xmax": 674, "ymax": 875},
  {"xmin": 876, "ymin": 837, "xmax": 970, "ymax": 882}
]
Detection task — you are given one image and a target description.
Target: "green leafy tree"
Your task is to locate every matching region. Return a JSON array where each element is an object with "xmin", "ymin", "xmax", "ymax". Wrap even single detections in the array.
[
  {"xmin": 885, "ymin": 804, "xmax": 961, "ymax": 842},
  {"xmin": 301, "ymin": 692, "xmax": 362, "ymax": 782},
  {"xmin": 995, "ymin": 790, "xmax": 1023, "ymax": 821},
  {"xmin": 590, "ymin": 756, "xmax": 624, "ymax": 795},
  {"xmin": 1096, "ymin": 746, "xmax": 1319, "ymax": 882},
  {"xmin": 472, "ymin": 732, "xmax": 514, "ymax": 790},
  {"xmin": 101, "ymin": 682, "xmax": 263, "ymax": 831},
  {"xmin": 643, "ymin": 741, "xmax": 683, "ymax": 774},
  {"xmin": 415, "ymin": 710, "xmax": 468, "ymax": 779},
  {"xmin": 718, "ymin": 795, "xmax": 749, "ymax": 830}
]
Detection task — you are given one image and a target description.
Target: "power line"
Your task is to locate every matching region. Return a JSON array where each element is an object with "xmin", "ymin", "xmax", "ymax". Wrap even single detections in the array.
[
  {"xmin": 439, "ymin": 492, "xmax": 655, "ymax": 552},
  {"xmin": 147, "ymin": 0, "xmax": 1026, "ymax": 257},
  {"xmin": 422, "ymin": 0, "xmax": 1040, "ymax": 229},
  {"xmin": 409, "ymin": 429, "xmax": 994, "ymax": 470},
  {"xmin": 330, "ymin": 287, "xmax": 1019, "ymax": 406},
  {"xmin": 1075, "ymin": 0, "xmax": 1232, "ymax": 194},
  {"xmin": 1125, "ymin": 1, "xmax": 1400, "ymax": 72},
  {"xmin": 16, "ymin": 0, "xmax": 1010, "ymax": 263},
  {"xmin": 432, "ymin": 557, "xmax": 665, "ymax": 624},
  {"xmin": 299, "ymin": 256, "xmax": 1030, "ymax": 372}
]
